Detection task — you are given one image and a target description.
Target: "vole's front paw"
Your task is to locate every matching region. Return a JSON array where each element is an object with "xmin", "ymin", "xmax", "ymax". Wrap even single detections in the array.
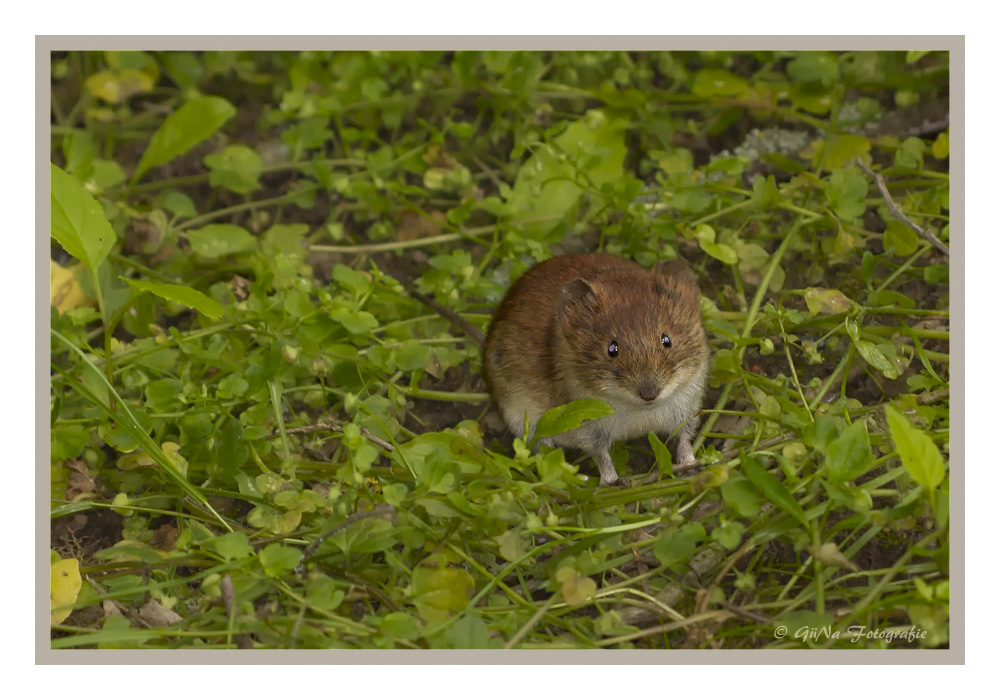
[{"xmin": 599, "ymin": 476, "xmax": 627, "ymax": 488}]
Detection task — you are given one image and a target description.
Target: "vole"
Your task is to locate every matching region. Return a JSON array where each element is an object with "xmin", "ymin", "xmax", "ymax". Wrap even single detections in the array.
[
  {"xmin": 404, "ymin": 252, "xmax": 709, "ymax": 486},
  {"xmin": 482, "ymin": 253, "xmax": 710, "ymax": 486}
]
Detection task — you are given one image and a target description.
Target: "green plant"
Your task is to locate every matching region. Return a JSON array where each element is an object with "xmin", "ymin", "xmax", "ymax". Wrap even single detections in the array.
[{"xmin": 50, "ymin": 49, "xmax": 950, "ymax": 650}]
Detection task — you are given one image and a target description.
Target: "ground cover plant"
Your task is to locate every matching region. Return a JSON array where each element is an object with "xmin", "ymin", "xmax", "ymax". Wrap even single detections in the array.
[{"xmin": 49, "ymin": 49, "xmax": 951, "ymax": 650}]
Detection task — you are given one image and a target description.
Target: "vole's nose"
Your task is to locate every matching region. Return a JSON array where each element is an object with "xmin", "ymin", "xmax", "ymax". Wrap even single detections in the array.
[{"xmin": 638, "ymin": 382, "xmax": 660, "ymax": 402}]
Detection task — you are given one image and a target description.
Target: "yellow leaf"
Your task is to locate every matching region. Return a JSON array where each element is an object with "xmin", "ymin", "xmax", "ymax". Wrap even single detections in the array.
[
  {"xmin": 51, "ymin": 558, "xmax": 82, "ymax": 625},
  {"xmin": 932, "ymin": 132, "xmax": 949, "ymax": 160},
  {"xmin": 50, "ymin": 260, "xmax": 93, "ymax": 312},
  {"xmin": 804, "ymin": 287, "xmax": 853, "ymax": 315},
  {"xmin": 561, "ymin": 574, "xmax": 597, "ymax": 606},
  {"xmin": 84, "ymin": 69, "xmax": 155, "ymax": 104}
]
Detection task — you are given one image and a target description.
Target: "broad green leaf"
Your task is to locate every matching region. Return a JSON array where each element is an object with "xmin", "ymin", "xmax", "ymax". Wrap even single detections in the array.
[
  {"xmin": 91, "ymin": 160, "xmax": 127, "ymax": 191},
  {"xmin": 203, "ymin": 144, "xmax": 262, "ymax": 194},
  {"xmin": 853, "ymin": 338, "xmax": 900, "ymax": 379},
  {"xmin": 163, "ymin": 191, "xmax": 197, "ymax": 218},
  {"xmin": 824, "ymin": 419, "xmax": 874, "ymax": 484},
  {"xmin": 804, "ymin": 287, "xmax": 853, "ymax": 315},
  {"xmin": 721, "ymin": 476, "xmax": 763, "ymax": 518},
  {"xmin": 258, "ymin": 543, "xmax": 303, "ymax": 578},
  {"xmin": 447, "ymin": 615, "xmax": 491, "ymax": 649},
  {"xmin": 691, "ymin": 69, "xmax": 747, "ymax": 97},
  {"xmin": 740, "ymin": 453, "xmax": 808, "ymax": 527},
  {"xmin": 824, "ymin": 170, "xmax": 868, "ymax": 220},
  {"xmin": 895, "ymin": 137, "xmax": 926, "ymax": 169},
  {"xmin": 133, "ymin": 96, "xmax": 236, "ymax": 182},
  {"xmin": 711, "ymin": 519, "xmax": 745, "ymax": 550},
  {"xmin": 820, "ymin": 134, "xmax": 871, "ymax": 171},
  {"xmin": 395, "ymin": 341, "xmax": 431, "ymax": 371},
  {"xmin": 885, "ymin": 405, "xmax": 945, "ymax": 491},
  {"xmin": 787, "ymin": 52, "xmax": 839, "ymax": 86},
  {"xmin": 330, "ymin": 307, "xmax": 378, "ymax": 335},
  {"xmin": 750, "ymin": 174, "xmax": 781, "ymax": 209},
  {"xmin": 789, "ymin": 85, "xmax": 832, "ymax": 115},
  {"xmin": 648, "ymin": 432, "xmax": 673, "ymax": 478},
  {"xmin": 700, "ymin": 240, "xmax": 738, "ymax": 265},
  {"xmin": 411, "ymin": 565, "xmax": 475, "ymax": 624},
  {"xmin": 204, "ymin": 532, "xmax": 253, "ymax": 562},
  {"xmin": 653, "ymin": 527, "xmax": 698, "ymax": 567},
  {"xmin": 883, "ymin": 220, "xmax": 919, "ymax": 256},
  {"xmin": 51, "ymin": 163, "xmax": 116, "ymax": 274},
  {"xmin": 533, "ymin": 399, "xmax": 614, "ymax": 443},
  {"xmin": 380, "ymin": 612, "xmax": 422, "ymax": 641},
  {"xmin": 306, "ymin": 576, "xmax": 345, "ymax": 611},
  {"xmin": 186, "ymin": 224, "xmax": 257, "ymax": 258},
  {"xmin": 121, "ymin": 277, "xmax": 224, "ymax": 320}
]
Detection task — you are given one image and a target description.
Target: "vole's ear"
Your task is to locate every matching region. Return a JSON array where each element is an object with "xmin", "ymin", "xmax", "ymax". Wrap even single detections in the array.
[
  {"xmin": 653, "ymin": 259, "xmax": 699, "ymax": 293},
  {"xmin": 557, "ymin": 277, "xmax": 599, "ymax": 319}
]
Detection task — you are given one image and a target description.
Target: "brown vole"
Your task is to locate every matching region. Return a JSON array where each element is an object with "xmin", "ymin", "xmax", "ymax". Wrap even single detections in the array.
[{"xmin": 483, "ymin": 253, "xmax": 710, "ymax": 486}]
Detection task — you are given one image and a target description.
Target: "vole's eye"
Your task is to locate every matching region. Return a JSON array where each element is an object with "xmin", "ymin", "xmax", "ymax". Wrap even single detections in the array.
[
  {"xmin": 661, "ymin": 333, "xmax": 672, "ymax": 348},
  {"xmin": 607, "ymin": 340, "xmax": 618, "ymax": 358}
]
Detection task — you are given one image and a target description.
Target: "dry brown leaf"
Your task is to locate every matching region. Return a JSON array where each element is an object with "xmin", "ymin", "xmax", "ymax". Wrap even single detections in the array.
[
  {"xmin": 396, "ymin": 210, "xmax": 445, "ymax": 242},
  {"xmin": 138, "ymin": 600, "xmax": 183, "ymax": 627}
]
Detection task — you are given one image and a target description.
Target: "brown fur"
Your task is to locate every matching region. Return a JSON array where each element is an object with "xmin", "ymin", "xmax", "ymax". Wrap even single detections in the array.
[{"xmin": 483, "ymin": 253, "xmax": 710, "ymax": 485}]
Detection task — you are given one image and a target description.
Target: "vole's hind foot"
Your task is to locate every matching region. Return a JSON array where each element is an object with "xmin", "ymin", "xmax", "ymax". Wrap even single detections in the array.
[{"xmin": 595, "ymin": 451, "xmax": 622, "ymax": 487}]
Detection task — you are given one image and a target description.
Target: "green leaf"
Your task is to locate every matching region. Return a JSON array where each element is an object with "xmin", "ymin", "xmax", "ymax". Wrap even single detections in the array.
[
  {"xmin": 824, "ymin": 170, "xmax": 868, "ymax": 220},
  {"xmin": 647, "ymin": 432, "xmax": 673, "ymax": 478},
  {"xmin": 803, "ymin": 287, "xmax": 853, "ymax": 315},
  {"xmin": 258, "ymin": 543, "xmax": 303, "ymax": 578},
  {"xmin": 721, "ymin": 476, "xmax": 763, "ymax": 518},
  {"xmin": 750, "ymin": 174, "xmax": 781, "ymax": 209},
  {"xmin": 121, "ymin": 278, "xmax": 224, "ymax": 320},
  {"xmin": 824, "ymin": 419, "xmax": 874, "ymax": 484},
  {"xmin": 885, "ymin": 405, "xmax": 945, "ymax": 491},
  {"xmin": 853, "ymin": 338, "xmax": 900, "ymax": 379},
  {"xmin": 533, "ymin": 399, "xmax": 614, "ymax": 443},
  {"xmin": 711, "ymin": 519, "xmax": 745, "ymax": 550},
  {"xmin": 330, "ymin": 307, "xmax": 379, "ymax": 335},
  {"xmin": 395, "ymin": 341, "xmax": 431, "ymax": 371},
  {"xmin": 411, "ymin": 565, "xmax": 475, "ymax": 624},
  {"xmin": 820, "ymin": 134, "xmax": 871, "ymax": 171},
  {"xmin": 653, "ymin": 528, "xmax": 698, "ymax": 567},
  {"xmin": 699, "ymin": 240, "xmax": 738, "ymax": 265},
  {"xmin": 204, "ymin": 532, "xmax": 253, "ymax": 561},
  {"xmin": 740, "ymin": 453, "xmax": 808, "ymax": 527},
  {"xmin": 895, "ymin": 137, "xmax": 926, "ymax": 169},
  {"xmin": 186, "ymin": 224, "xmax": 257, "ymax": 258},
  {"xmin": 306, "ymin": 576, "xmax": 345, "ymax": 611},
  {"xmin": 787, "ymin": 52, "xmax": 839, "ymax": 86},
  {"xmin": 212, "ymin": 417, "xmax": 248, "ymax": 480},
  {"xmin": 883, "ymin": 220, "xmax": 919, "ymax": 256},
  {"xmin": 203, "ymin": 144, "xmax": 262, "ymax": 194},
  {"xmin": 162, "ymin": 191, "xmax": 197, "ymax": 218},
  {"xmin": 691, "ymin": 69, "xmax": 748, "ymax": 97},
  {"xmin": 133, "ymin": 96, "xmax": 237, "ymax": 182},
  {"xmin": 379, "ymin": 612, "xmax": 422, "ymax": 641},
  {"xmin": 447, "ymin": 615, "xmax": 491, "ymax": 649},
  {"xmin": 50, "ymin": 163, "xmax": 116, "ymax": 275}
]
